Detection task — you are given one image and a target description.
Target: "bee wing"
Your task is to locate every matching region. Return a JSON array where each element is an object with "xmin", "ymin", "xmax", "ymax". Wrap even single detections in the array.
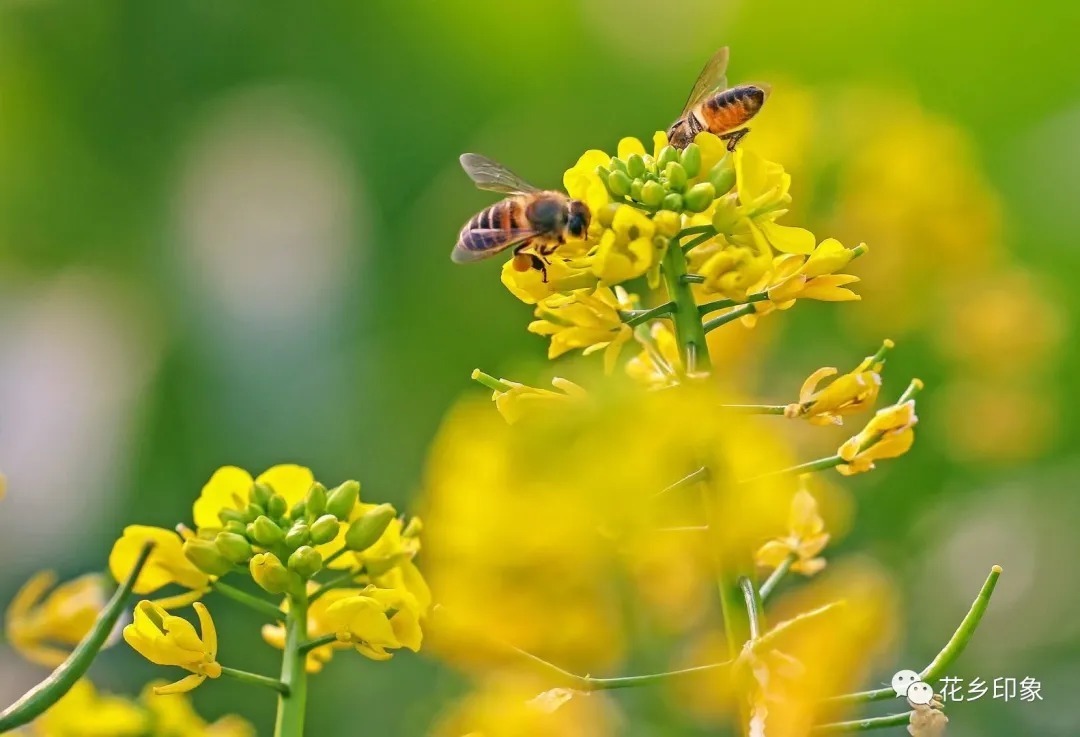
[
  {"xmin": 460, "ymin": 153, "xmax": 541, "ymax": 195},
  {"xmin": 680, "ymin": 46, "xmax": 730, "ymax": 116},
  {"xmin": 451, "ymin": 228, "xmax": 536, "ymax": 263}
]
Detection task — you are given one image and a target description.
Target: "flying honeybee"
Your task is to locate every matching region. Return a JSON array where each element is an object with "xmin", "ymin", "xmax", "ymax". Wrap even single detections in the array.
[
  {"xmin": 667, "ymin": 47, "xmax": 770, "ymax": 151},
  {"xmin": 452, "ymin": 153, "xmax": 590, "ymax": 282}
]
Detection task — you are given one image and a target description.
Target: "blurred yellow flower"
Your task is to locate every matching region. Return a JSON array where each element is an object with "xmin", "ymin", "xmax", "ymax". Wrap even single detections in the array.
[
  {"xmin": 473, "ymin": 371, "xmax": 587, "ymax": 425},
  {"xmin": 192, "ymin": 464, "xmax": 313, "ymax": 530},
  {"xmin": 141, "ymin": 682, "xmax": 255, "ymax": 737},
  {"xmin": 755, "ymin": 478, "xmax": 830, "ymax": 576},
  {"xmin": 5, "ymin": 571, "xmax": 112, "ymax": 667},
  {"xmin": 123, "ymin": 600, "xmax": 220, "ymax": 694},
  {"xmin": 625, "ymin": 322, "xmax": 682, "ymax": 389},
  {"xmin": 837, "ymin": 389, "xmax": 921, "ymax": 475},
  {"xmin": 785, "ymin": 340, "xmax": 892, "ymax": 426},
  {"xmin": 323, "ymin": 585, "xmax": 423, "ymax": 661},
  {"xmin": 109, "ymin": 525, "xmax": 210, "ymax": 599},
  {"xmin": 528, "ymin": 286, "xmax": 634, "ymax": 373},
  {"xmin": 0, "ymin": 470, "xmax": 6, "ymax": 500},
  {"xmin": 23, "ymin": 679, "xmax": 148, "ymax": 737}
]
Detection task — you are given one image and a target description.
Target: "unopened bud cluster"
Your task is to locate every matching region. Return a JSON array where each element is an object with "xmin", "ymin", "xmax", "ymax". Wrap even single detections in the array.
[
  {"xmin": 596, "ymin": 143, "xmax": 735, "ymax": 218},
  {"xmin": 179, "ymin": 478, "xmax": 399, "ymax": 595}
]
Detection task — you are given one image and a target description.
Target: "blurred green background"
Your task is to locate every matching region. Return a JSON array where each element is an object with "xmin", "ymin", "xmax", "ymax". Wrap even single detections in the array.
[{"xmin": 1, "ymin": 0, "xmax": 1077, "ymax": 734}]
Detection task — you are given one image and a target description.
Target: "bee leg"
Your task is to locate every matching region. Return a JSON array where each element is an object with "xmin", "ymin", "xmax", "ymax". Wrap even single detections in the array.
[
  {"xmin": 721, "ymin": 127, "xmax": 749, "ymax": 151},
  {"xmin": 530, "ymin": 254, "xmax": 549, "ymax": 283}
]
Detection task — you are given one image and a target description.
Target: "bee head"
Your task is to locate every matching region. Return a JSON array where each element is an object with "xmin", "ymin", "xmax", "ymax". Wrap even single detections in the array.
[
  {"xmin": 667, "ymin": 121, "xmax": 692, "ymax": 150},
  {"xmin": 566, "ymin": 200, "xmax": 591, "ymax": 239}
]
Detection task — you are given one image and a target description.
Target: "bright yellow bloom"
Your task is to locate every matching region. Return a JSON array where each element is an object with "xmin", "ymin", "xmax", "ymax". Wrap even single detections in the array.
[
  {"xmin": 529, "ymin": 286, "xmax": 634, "ymax": 373},
  {"xmin": 323, "ymin": 585, "xmax": 423, "ymax": 661},
  {"xmin": 500, "ymin": 257, "xmax": 597, "ymax": 305},
  {"xmin": 785, "ymin": 340, "xmax": 892, "ymax": 426},
  {"xmin": 767, "ymin": 239, "xmax": 864, "ymax": 305},
  {"xmin": 5, "ymin": 571, "xmax": 112, "ymax": 667},
  {"xmin": 262, "ymin": 586, "xmax": 344, "ymax": 673},
  {"xmin": 563, "ymin": 149, "xmax": 611, "ymax": 217},
  {"xmin": 26, "ymin": 679, "xmax": 148, "ymax": 737},
  {"xmin": 755, "ymin": 478, "xmax": 830, "ymax": 576},
  {"xmin": 141, "ymin": 682, "xmax": 256, "ymax": 737},
  {"xmin": 837, "ymin": 389, "xmax": 921, "ymax": 475},
  {"xmin": 474, "ymin": 371, "xmax": 587, "ymax": 424},
  {"xmin": 689, "ymin": 223, "xmax": 773, "ymax": 302},
  {"xmin": 192, "ymin": 464, "xmax": 313, "ymax": 530},
  {"xmin": 728, "ymin": 147, "xmax": 815, "ymax": 255},
  {"xmin": 123, "ymin": 601, "xmax": 220, "ymax": 694},
  {"xmin": 109, "ymin": 525, "xmax": 210, "ymax": 599},
  {"xmin": 591, "ymin": 205, "xmax": 661, "ymax": 284},
  {"xmin": 625, "ymin": 321, "xmax": 683, "ymax": 389}
]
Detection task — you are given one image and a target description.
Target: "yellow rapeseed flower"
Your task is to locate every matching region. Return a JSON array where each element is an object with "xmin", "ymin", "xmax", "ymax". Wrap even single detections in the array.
[
  {"xmin": 109, "ymin": 525, "xmax": 210, "ymax": 600},
  {"xmin": 625, "ymin": 322, "xmax": 683, "ymax": 389},
  {"xmin": 5, "ymin": 571, "xmax": 112, "ymax": 667},
  {"xmin": 785, "ymin": 340, "xmax": 893, "ymax": 426},
  {"xmin": 500, "ymin": 256, "xmax": 596, "ymax": 305},
  {"xmin": 837, "ymin": 388, "xmax": 921, "ymax": 475},
  {"xmin": 323, "ymin": 585, "xmax": 423, "ymax": 661},
  {"xmin": 755, "ymin": 478, "xmax": 830, "ymax": 576},
  {"xmin": 141, "ymin": 681, "xmax": 256, "ymax": 737},
  {"xmin": 728, "ymin": 147, "xmax": 815, "ymax": 255},
  {"xmin": 473, "ymin": 370, "xmax": 586, "ymax": 424},
  {"xmin": 123, "ymin": 601, "xmax": 221, "ymax": 694},
  {"xmin": 591, "ymin": 205, "xmax": 662, "ymax": 284},
  {"xmin": 262, "ymin": 586, "xmax": 344, "ymax": 673},
  {"xmin": 192, "ymin": 464, "xmax": 313, "ymax": 530},
  {"xmin": 25, "ymin": 679, "xmax": 148, "ymax": 737},
  {"xmin": 528, "ymin": 286, "xmax": 634, "ymax": 373},
  {"xmin": 766, "ymin": 239, "xmax": 864, "ymax": 305},
  {"xmin": 689, "ymin": 222, "xmax": 773, "ymax": 301}
]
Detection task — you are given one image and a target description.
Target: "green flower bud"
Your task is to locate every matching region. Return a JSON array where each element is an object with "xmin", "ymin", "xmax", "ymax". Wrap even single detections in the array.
[
  {"xmin": 684, "ymin": 182, "xmax": 717, "ymax": 213},
  {"xmin": 309, "ymin": 514, "xmax": 340, "ymax": 545},
  {"xmin": 665, "ymin": 162, "xmax": 688, "ymax": 192},
  {"xmin": 640, "ymin": 180, "xmax": 665, "ymax": 207},
  {"xmin": 285, "ymin": 521, "xmax": 310, "ymax": 549},
  {"xmin": 250, "ymin": 552, "xmax": 291, "ymax": 594},
  {"xmin": 325, "ymin": 480, "xmax": 360, "ymax": 520},
  {"xmin": 607, "ymin": 170, "xmax": 632, "ymax": 197},
  {"xmin": 364, "ymin": 552, "xmax": 410, "ymax": 577},
  {"xmin": 250, "ymin": 482, "xmax": 273, "ymax": 508},
  {"xmin": 642, "ymin": 154, "xmax": 657, "ymax": 174},
  {"xmin": 305, "ymin": 482, "xmax": 327, "ymax": 518},
  {"xmin": 680, "ymin": 143, "xmax": 702, "ymax": 178},
  {"xmin": 218, "ymin": 508, "xmax": 246, "ymax": 526},
  {"xmin": 215, "ymin": 531, "xmax": 253, "ymax": 564},
  {"xmin": 345, "ymin": 503, "xmax": 396, "ymax": 552},
  {"xmin": 224, "ymin": 520, "xmax": 247, "ymax": 536},
  {"xmin": 707, "ymin": 154, "xmax": 736, "ymax": 195},
  {"xmin": 402, "ymin": 516, "xmax": 423, "ymax": 538},
  {"xmin": 245, "ymin": 503, "xmax": 266, "ymax": 521},
  {"xmin": 289, "ymin": 500, "xmax": 307, "ymax": 521},
  {"xmin": 594, "ymin": 166, "xmax": 611, "ymax": 186},
  {"xmin": 662, "ymin": 192, "xmax": 684, "ymax": 211},
  {"xmin": 630, "ymin": 178, "xmax": 644, "ymax": 202},
  {"xmin": 657, "ymin": 145, "xmax": 679, "ymax": 168},
  {"xmin": 626, "ymin": 153, "xmax": 645, "ymax": 179},
  {"xmin": 266, "ymin": 493, "xmax": 288, "ymax": 520},
  {"xmin": 288, "ymin": 545, "xmax": 323, "ymax": 579},
  {"xmin": 183, "ymin": 538, "xmax": 233, "ymax": 577},
  {"xmin": 712, "ymin": 193, "xmax": 740, "ymax": 233},
  {"xmin": 597, "ymin": 203, "xmax": 620, "ymax": 228},
  {"xmin": 609, "ymin": 157, "xmax": 628, "ymax": 174},
  {"xmin": 251, "ymin": 515, "xmax": 284, "ymax": 547}
]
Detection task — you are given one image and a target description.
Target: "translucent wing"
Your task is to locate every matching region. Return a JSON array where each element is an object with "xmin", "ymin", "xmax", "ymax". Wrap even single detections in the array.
[
  {"xmin": 451, "ymin": 228, "xmax": 536, "ymax": 263},
  {"xmin": 460, "ymin": 153, "xmax": 541, "ymax": 195},
  {"xmin": 680, "ymin": 46, "xmax": 730, "ymax": 116}
]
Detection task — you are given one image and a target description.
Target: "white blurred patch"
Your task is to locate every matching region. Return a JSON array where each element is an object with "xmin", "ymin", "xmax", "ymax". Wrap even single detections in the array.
[
  {"xmin": 0, "ymin": 273, "xmax": 160, "ymax": 556},
  {"xmin": 174, "ymin": 87, "xmax": 357, "ymax": 334}
]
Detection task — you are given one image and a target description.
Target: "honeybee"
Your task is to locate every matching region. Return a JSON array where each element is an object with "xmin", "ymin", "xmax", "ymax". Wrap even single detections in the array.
[
  {"xmin": 452, "ymin": 153, "xmax": 590, "ymax": 282},
  {"xmin": 667, "ymin": 47, "xmax": 770, "ymax": 151}
]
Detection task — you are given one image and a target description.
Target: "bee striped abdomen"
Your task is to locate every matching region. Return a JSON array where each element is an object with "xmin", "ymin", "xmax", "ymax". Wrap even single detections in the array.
[
  {"xmin": 453, "ymin": 197, "xmax": 532, "ymax": 263},
  {"xmin": 699, "ymin": 85, "xmax": 767, "ymax": 134}
]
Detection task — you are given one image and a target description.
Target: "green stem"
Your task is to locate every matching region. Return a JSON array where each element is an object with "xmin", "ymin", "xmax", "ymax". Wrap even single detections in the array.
[
  {"xmin": 661, "ymin": 238, "xmax": 711, "ymax": 373},
  {"xmin": 810, "ymin": 712, "xmax": 912, "ymax": 733},
  {"xmin": 824, "ymin": 565, "xmax": 1002, "ymax": 706},
  {"xmin": 273, "ymin": 591, "xmax": 309, "ymax": 737},
  {"xmin": 703, "ymin": 304, "xmax": 755, "ymax": 333},
  {"xmin": 220, "ymin": 666, "xmax": 290, "ymax": 695},
  {"xmin": 509, "ymin": 642, "xmax": 731, "ymax": 691},
  {"xmin": 212, "ymin": 580, "xmax": 284, "ymax": 621},
  {"xmin": 738, "ymin": 576, "xmax": 764, "ymax": 640},
  {"xmin": 471, "ymin": 369, "xmax": 512, "ymax": 393},
  {"xmin": 0, "ymin": 543, "xmax": 154, "ymax": 731},
  {"xmin": 681, "ymin": 273, "xmax": 706, "ymax": 284},
  {"xmin": 677, "ymin": 225, "xmax": 718, "ymax": 254},
  {"xmin": 620, "ymin": 301, "xmax": 676, "ymax": 327},
  {"xmin": 653, "ymin": 466, "xmax": 709, "ymax": 498},
  {"xmin": 298, "ymin": 633, "xmax": 338, "ymax": 655},
  {"xmin": 698, "ymin": 293, "xmax": 769, "ymax": 316},
  {"xmin": 744, "ymin": 454, "xmax": 844, "ymax": 483},
  {"xmin": 309, "ymin": 568, "xmax": 360, "ymax": 602},
  {"xmin": 758, "ymin": 554, "xmax": 796, "ymax": 602}
]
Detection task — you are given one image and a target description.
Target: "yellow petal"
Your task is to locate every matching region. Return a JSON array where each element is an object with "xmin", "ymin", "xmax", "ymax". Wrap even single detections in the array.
[
  {"xmin": 759, "ymin": 220, "xmax": 815, "ymax": 255},
  {"xmin": 192, "ymin": 466, "xmax": 254, "ymax": 529},
  {"xmin": 255, "ymin": 464, "xmax": 314, "ymax": 507},
  {"xmin": 153, "ymin": 674, "xmax": 206, "ymax": 695},
  {"xmin": 617, "ymin": 137, "xmax": 646, "ymax": 160},
  {"xmin": 194, "ymin": 602, "xmax": 217, "ymax": 660}
]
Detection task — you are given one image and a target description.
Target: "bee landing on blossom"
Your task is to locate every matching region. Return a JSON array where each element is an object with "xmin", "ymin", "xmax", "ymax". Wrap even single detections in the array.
[
  {"xmin": 667, "ymin": 46, "xmax": 770, "ymax": 151},
  {"xmin": 452, "ymin": 153, "xmax": 590, "ymax": 283}
]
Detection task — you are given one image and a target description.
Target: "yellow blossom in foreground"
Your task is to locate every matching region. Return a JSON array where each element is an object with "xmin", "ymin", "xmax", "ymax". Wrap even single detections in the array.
[
  {"xmin": 563, "ymin": 149, "xmax": 611, "ymax": 218},
  {"xmin": 755, "ymin": 477, "xmax": 830, "ymax": 576},
  {"xmin": 5, "ymin": 571, "xmax": 112, "ymax": 667},
  {"xmin": 837, "ymin": 389, "xmax": 921, "ymax": 475},
  {"xmin": 591, "ymin": 205, "xmax": 661, "ymax": 284},
  {"xmin": 192, "ymin": 464, "xmax": 314, "ymax": 530},
  {"xmin": 141, "ymin": 682, "xmax": 256, "ymax": 737},
  {"xmin": 766, "ymin": 239, "xmax": 864, "ymax": 305},
  {"xmin": 473, "ymin": 371, "xmax": 587, "ymax": 424},
  {"xmin": 528, "ymin": 286, "xmax": 634, "ymax": 373},
  {"xmin": 26, "ymin": 679, "xmax": 148, "ymax": 737},
  {"xmin": 785, "ymin": 340, "xmax": 892, "ymax": 426},
  {"xmin": 501, "ymin": 257, "xmax": 596, "ymax": 305},
  {"xmin": 323, "ymin": 585, "xmax": 424, "ymax": 661},
  {"xmin": 124, "ymin": 601, "xmax": 220, "ymax": 694},
  {"xmin": 109, "ymin": 525, "xmax": 210, "ymax": 599},
  {"xmin": 727, "ymin": 147, "xmax": 816, "ymax": 255},
  {"xmin": 689, "ymin": 223, "xmax": 773, "ymax": 302}
]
